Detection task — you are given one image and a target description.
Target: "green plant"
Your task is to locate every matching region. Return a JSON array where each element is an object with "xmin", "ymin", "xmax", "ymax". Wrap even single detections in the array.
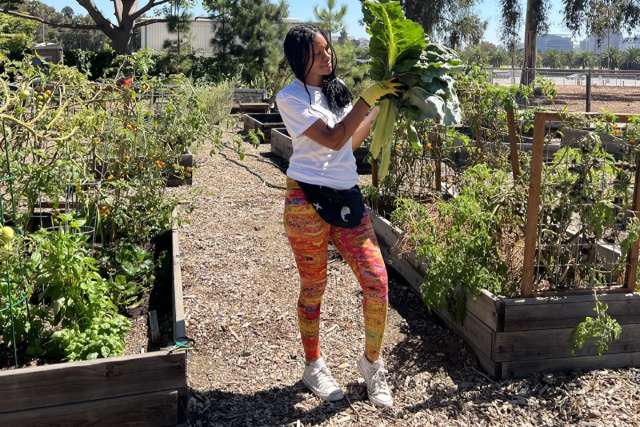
[
  {"xmin": 363, "ymin": 0, "xmax": 462, "ymax": 178},
  {"xmin": 102, "ymin": 243, "xmax": 155, "ymax": 310},
  {"xmin": 391, "ymin": 164, "xmax": 524, "ymax": 320},
  {"xmin": 571, "ymin": 291, "xmax": 622, "ymax": 357},
  {"xmin": 0, "ymin": 217, "xmax": 130, "ymax": 362},
  {"xmin": 538, "ymin": 132, "xmax": 631, "ymax": 289}
]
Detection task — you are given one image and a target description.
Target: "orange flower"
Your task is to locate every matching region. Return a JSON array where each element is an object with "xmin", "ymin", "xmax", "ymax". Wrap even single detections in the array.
[{"xmin": 155, "ymin": 160, "xmax": 166, "ymax": 169}]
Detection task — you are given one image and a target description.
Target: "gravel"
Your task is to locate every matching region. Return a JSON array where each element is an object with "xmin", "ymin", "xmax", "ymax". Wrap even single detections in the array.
[{"xmin": 169, "ymin": 130, "xmax": 640, "ymax": 427}]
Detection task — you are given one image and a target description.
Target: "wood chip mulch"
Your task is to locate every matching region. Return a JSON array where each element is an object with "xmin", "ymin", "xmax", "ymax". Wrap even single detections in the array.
[{"xmin": 169, "ymin": 133, "xmax": 640, "ymax": 427}]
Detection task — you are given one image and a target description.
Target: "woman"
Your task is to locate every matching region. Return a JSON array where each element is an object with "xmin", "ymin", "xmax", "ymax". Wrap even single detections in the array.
[{"xmin": 276, "ymin": 24, "xmax": 400, "ymax": 409}]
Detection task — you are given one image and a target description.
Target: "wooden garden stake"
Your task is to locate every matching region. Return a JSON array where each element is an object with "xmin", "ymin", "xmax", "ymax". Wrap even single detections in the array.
[
  {"xmin": 506, "ymin": 104, "xmax": 521, "ymax": 180},
  {"xmin": 521, "ymin": 112, "xmax": 547, "ymax": 297},
  {"xmin": 371, "ymin": 157, "xmax": 379, "ymax": 210},
  {"xmin": 624, "ymin": 153, "xmax": 640, "ymax": 291},
  {"xmin": 430, "ymin": 129, "xmax": 442, "ymax": 193}
]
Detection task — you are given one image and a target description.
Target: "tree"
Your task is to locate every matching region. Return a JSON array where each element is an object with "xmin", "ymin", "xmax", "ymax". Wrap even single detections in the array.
[
  {"xmin": 204, "ymin": 0, "xmax": 288, "ymax": 82},
  {"xmin": 623, "ymin": 47, "xmax": 640, "ymax": 70},
  {"xmin": 0, "ymin": 13, "xmax": 37, "ymax": 59},
  {"xmin": 560, "ymin": 50, "xmax": 576, "ymax": 68},
  {"xmin": 600, "ymin": 47, "xmax": 623, "ymax": 69},
  {"xmin": 1, "ymin": 0, "xmax": 179, "ymax": 53},
  {"xmin": 438, "ymin": 6, "xmax": 487, "ymax": 49},
  {"xmin": 575, "ymin": 51, "xmax": 598, "ymax": 69},
  {"xmin": 459, "ymin": 42, "xmax": 490, "ymax": 65},
  {"xmin": 332, "ymin": 38, "xmax": 369, "ymax": 92},
  {"xmin": 541, "ymin": 49, "xmax": 562, "ymax": 68},
  {"xmin": 19, "ymin": 1, "xmax": 108, "ymax": 51},
  {"xmin": 313, "ymin": 0, "xmax": 348, "ymax": 43},
  {"xmin": 521, "ymin": 0, "xmax": 548, "ymax": 84},
  {"xmin": 488, "ymin": 45, "xmax": 510, "ymax": 67}
]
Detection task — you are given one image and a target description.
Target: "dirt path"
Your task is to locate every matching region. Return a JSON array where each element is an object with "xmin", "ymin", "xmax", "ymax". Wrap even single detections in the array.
[{"xmin": 170, "ymin": 137, "xmax": 640, "ymax": 427}]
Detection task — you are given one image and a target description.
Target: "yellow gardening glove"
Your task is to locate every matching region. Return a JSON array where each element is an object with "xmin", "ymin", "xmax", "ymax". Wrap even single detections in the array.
[{"xmin": 360, "ymin": 80, "xmax": 403, "ymax": 107}]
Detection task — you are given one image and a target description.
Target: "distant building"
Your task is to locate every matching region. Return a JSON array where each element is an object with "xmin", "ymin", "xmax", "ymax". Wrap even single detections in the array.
[
  {"xmin": 139, "ymin": 18, "xmax": 218, "ymax": 57},
  {"xmin": 137, "ymin": 17, "xmax": 317, "ymax": 57},
  {"xmin": 537, "ymin": 34, "xmax": 573, "ymax": 53},
  {"xmin": 579, "ymin": 32, "xmax": 624, "ymax": 52},
  {"xmin": 623, "ymin": 36, "xmax": 640, "ymax": 50}
]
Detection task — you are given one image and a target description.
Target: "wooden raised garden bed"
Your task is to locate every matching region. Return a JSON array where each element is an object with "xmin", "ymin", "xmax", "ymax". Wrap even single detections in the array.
[
  {"xmin": 270, "ymin": 128, "xmax": 372, "ymax": 174},
  {"xmin": 271, "ymin": 128, "xmax": 293, "ymax": 161},
  {"xmin": 371, "ymin": 111, "xmax": 640, "ymax": 379},
  {"xmin": 371, "ymin": 209, "xmax": 640, "ymax": 379},
  {"xmin": 231, "ymin": 88, "xmax": 270, "ymax": 114},
  {"xmin": 243, "ymin": 113, "xmax": 284, "ymax": 143},
  {"xmin": 0, "ymin": 225, "xmax": 187, "ymax": 426}
]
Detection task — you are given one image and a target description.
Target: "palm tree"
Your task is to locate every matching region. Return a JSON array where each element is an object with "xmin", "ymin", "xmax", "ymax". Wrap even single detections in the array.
[
  {"xmin": 313, "ymin": 0, "xmax": 348, "ymax": 43},
  {"xmin": 542, "ymin": 49, "xmax": 562, "ymax": 69},
  {"xmin": 623, "ymin": 48, "xmax": 640, "ymax": 70}
]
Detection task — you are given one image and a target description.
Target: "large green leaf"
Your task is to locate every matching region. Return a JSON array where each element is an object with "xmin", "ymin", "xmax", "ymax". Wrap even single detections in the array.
[{"xmin": 364, "ymin": 0, "xmax": 425, "ymax": 80}]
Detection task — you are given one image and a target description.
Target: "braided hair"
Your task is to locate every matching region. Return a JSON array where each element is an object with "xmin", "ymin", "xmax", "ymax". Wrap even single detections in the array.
[{"xmin": 283, "ymin": 25, "xmax": 353, "ymax": 113}]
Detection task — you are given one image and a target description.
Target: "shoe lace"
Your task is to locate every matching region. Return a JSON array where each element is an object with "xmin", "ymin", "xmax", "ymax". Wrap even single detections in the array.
[
  {"xmin": 370, "ymin": 367, "xmax": 390, "ymax": 396},
  {"xmin": 315, "ymin": 366, "xmax": 338, "ymax": 389}
]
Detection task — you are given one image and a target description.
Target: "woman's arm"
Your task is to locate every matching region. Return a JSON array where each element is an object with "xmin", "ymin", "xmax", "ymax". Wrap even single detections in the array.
[
  {"xmin": 302, "ymin": 98, "xmax": 370, "ymax": 151},
  {"xmin": 352, "ymin": 106, "xmax": 380, "ymax": 150}
]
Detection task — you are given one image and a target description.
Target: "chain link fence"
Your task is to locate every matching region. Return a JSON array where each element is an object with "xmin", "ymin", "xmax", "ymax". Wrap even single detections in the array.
[{"xmin": 485, "ymin": 68, "xmax": 640, "ymax": 114}]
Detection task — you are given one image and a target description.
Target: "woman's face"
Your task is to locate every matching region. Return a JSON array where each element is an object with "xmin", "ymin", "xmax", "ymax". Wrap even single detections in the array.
[{"xmin": 305, "ymin": 33, "xmax": 333, "ymax": 80}]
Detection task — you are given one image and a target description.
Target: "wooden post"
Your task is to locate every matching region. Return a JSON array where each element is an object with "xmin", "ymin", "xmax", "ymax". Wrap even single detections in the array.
[
  {"xmin": 521, "ymin": 112, "xmax": 547, "ymax": 297},
  {"xmin": 431, "ymin": 130, "xmax": 442, "ymax": 193},
  {"xmin": 624, "ymin": 153, "xmax": 640, "ymax": 291},
  {"xmin": 372, "ymin": 157, "xmax": 379, "ymax": 189},
  {"xmin": 371, "ymin": 157, "xmax": 379, "ymax": 210},
  {"xmin": 506, "ymin": 104, "xmax": 521, "ymax": 180},
  {"xmin": 586, "ymin": 70, "xmax": 592, "ymax": 113}
]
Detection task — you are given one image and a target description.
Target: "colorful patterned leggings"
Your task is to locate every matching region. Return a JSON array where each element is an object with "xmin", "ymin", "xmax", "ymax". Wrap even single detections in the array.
[{"xmin": 284, "ymin": 178, "xmax": 388, "ymax": 363}]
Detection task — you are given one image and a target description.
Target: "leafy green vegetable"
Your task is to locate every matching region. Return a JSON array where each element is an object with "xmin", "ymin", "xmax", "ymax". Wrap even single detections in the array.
[{"xmin": 362, "ymin": 0, "xmax": 462, "ymax": 179}]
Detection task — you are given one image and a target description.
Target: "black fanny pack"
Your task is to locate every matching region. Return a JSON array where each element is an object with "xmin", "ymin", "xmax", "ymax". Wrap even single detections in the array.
[{"xmin": 297, "ymin": 180, "xmax": 365, "ymax": 228}]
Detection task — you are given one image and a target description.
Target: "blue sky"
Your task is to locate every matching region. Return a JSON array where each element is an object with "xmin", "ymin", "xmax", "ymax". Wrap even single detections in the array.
[{"xmin": 43, "ymin": 0, "xmax": 571, "ymax": 45}]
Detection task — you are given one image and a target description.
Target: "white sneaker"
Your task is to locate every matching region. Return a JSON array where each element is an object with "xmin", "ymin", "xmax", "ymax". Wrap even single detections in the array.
[
  {"xmin": 357, "ymin": 354, "xmax": 394, "ymax": 408},
  {"xmin": 302, "ymin": 357, "xmax": 344, "ymax": 402}
]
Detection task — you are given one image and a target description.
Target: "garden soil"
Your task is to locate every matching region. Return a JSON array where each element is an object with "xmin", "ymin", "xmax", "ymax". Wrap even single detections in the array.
[{"xmin": 169, "ymin": 133, "xmax": 640, "ymax": 427}]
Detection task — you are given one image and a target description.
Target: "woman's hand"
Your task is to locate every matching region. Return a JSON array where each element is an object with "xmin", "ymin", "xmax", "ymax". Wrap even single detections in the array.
[{"xmin": 359, "ymin": 80, "xmax": 403, "ymax": 107}]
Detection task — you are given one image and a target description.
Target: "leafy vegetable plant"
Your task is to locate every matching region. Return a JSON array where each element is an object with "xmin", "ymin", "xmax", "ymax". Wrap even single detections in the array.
[{"xmin": 362, "ymin": 0, "xmax": 463, "ymax": 178}]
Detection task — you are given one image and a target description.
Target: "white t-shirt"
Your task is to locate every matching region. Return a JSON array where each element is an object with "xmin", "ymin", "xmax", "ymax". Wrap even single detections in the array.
[{"xmin": 276, "ymin": 79, "xmax": 357, "ymax": 190}]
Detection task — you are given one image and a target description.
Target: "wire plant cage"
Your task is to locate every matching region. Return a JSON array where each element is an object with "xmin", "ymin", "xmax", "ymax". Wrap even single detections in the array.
[{"xmin": 522, "ymin": 111, "xmax": 640, "ymax": 296}]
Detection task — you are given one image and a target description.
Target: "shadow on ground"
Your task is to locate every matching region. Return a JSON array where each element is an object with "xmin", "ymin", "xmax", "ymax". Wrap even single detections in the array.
[{"xmin": 186, "ymin": 260, "xmax": 604, "ymax": 426}]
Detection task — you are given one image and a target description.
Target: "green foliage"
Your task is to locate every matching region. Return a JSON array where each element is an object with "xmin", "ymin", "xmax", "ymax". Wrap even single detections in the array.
[
  {"xmin": 363, "ymin": 0, "xmax": 462, "ymax": 179},
  {"xmin": 571, "ymin": 292, "xmax": 622, "ymax": 357},
  {"xmin": 0, "ymin": 218, "xmax": 130, "ymax": 362},
  {"xmin": 0, "ymin": 13, "xmax": 38, "ymax": 60},
  {"xmin": 314, "ymin": 0, "xmax": 349, "ymax": 40},
  {"xmin": 204, "ymin": 0, "xmax": 289, "ymax": 83},
  {"xmin": 102, "ymin": 243, "xmax": 155, "ymax": 310},
  {"xmin": 331, "ymin": 40, "xmax": 371, "ymax": 93},
  {"xmin": 0, "ymin": 57, "xmax": 232, "ymax": 366},
  {"xmin": 391, "ymin": 164, "xmax": 523, "ymax": 320},
  {"xmin": 247, "ymin": 129, "xmax": 264, "ymax": 147},
  {"xmin": 538, "ymin": 133, "xmax": 628, "ymax": 287}
]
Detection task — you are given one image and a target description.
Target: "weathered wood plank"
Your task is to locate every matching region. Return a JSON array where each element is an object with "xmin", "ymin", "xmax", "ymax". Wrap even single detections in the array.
[
  {"xmin": 270, "ymin": 128, "xmax": 293, "ymax": 161},
  {"xmin": 503, "ymin": 292, "xmax": 640, "ymax": 306},
  {"xmin": 503, "ymin": 292, "xmax": 640, "ymax": 331},
  {"xmin": 437, "ymin": 308, "xmax": 494, "ymax": 363},
  {"xmin": 0, "ymin": 390, "xmax": 178, "ymax": 427},
  {"xmin": 466, "ymin": 290, "xmax": 501, "ymax": 332},
  {"xmin": 494, "ymin": 323, "xmax": 640, "ymax": 362},
  {"xmin": 172, "ymin": 225, "xmax": 186, "ymax": 343},
  {"xmin": 501, "ymin": 352, "xmax": 640, "ymax": 378},
  {"xmin": 0, "ymin": 351, "xmax": 186, "ymax": 414}
]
